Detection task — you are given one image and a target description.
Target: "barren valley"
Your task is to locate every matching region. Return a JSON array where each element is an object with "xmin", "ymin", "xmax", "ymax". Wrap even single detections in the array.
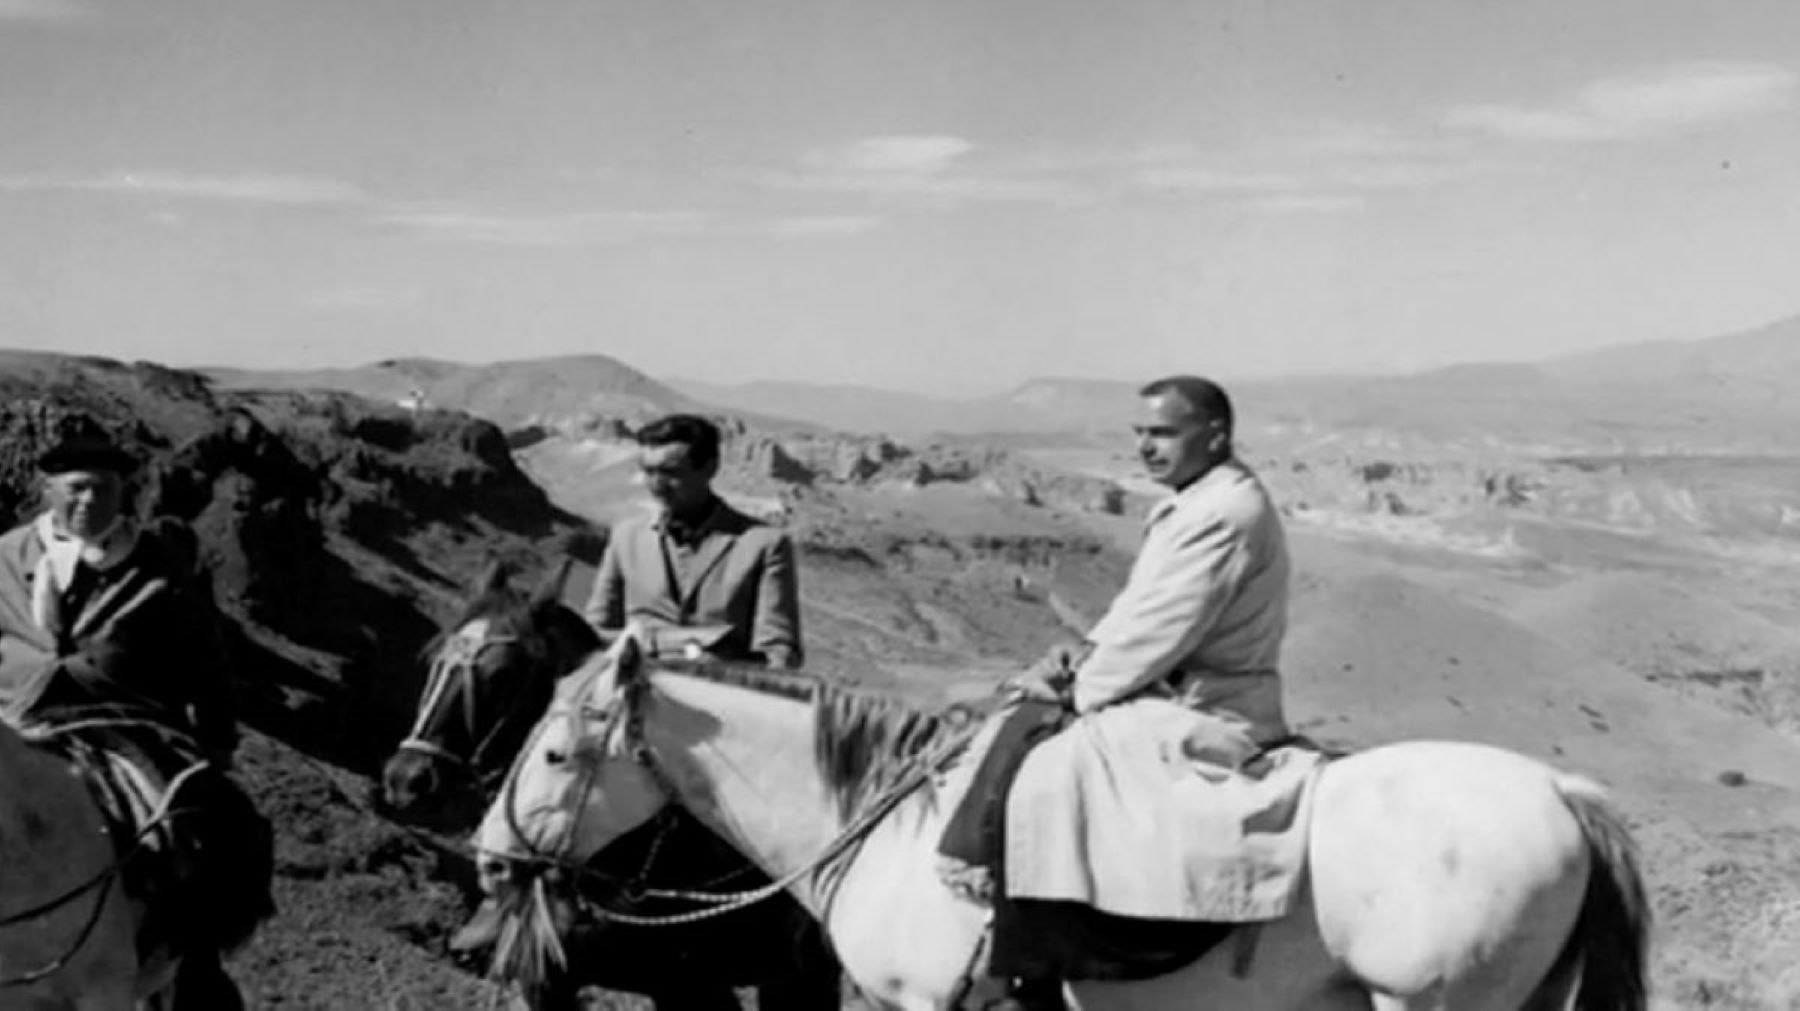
[{"xmin": 3, "ymin": 315, "xmax": 1798, "ymax": 1008}]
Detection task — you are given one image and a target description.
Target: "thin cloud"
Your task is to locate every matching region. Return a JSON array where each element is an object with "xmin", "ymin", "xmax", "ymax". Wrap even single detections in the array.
[
  {"xmin": 305, "ymin": 287, "xmax": 423, "ymax": 312},
  {"xmin": 1240, "ymin": 193, "xmax": 1365, "ymax": 215},
  {"xmin": 1120, "ymin": 132, "xmax": 1474, "ymax": 206},
  {"xmin": 812, "ymin": 135, "xmax": 975, "ymax": 175},
  {"xmin": 1287, "ymin": 121, "xmax": 1453, "ymax": 160},
  {"xmin": 764, "ymin": 215, "xmax": 881, "ymax": 238},
  {"xmin": 768, "ymin": 127, "xmax": 1478, "ymax": 214},
  {"xmin": 0, "ymin": 0, "xmax": 92, "ymax": 22},
  {"xmin": 381, "ymin": 208, "xmax": 708, "ymax": 246},
  {"xmin": 772, "ymin": 134, "xmax": 1095, "ymax": 206},
  {"xmin": 1445, "ymin": 61, "xmax": 1798, "ymax": 142},
  {"xmin": 0, "ymin": 171, "xmax": 366, "ymax": 205},
  {"xmin": 1130, "ymin": 167, "xmax": 1304, "ymax": 194}
]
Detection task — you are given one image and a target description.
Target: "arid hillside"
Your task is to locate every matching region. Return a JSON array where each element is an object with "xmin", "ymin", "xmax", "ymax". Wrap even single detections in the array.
[
  {"xmin": 10, "ymin": 344, "xmax": 1800, "ymax": 1008},
  {"xmin": 208, "ymin": 354, "xmax": 816, "ymax": 436},
  {"xmin": 0, "ymin": 351, "xmax": 602, "ymax": 1008}
]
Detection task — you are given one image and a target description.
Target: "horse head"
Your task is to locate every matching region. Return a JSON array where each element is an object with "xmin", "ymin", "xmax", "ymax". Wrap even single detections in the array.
[
  {"xmin": 473, "ymin": 621, "xmax": 673, "ymax": 898},
  {"xmin": 380, "ymin": 557, "xmax": 597, "ymax": 832}
]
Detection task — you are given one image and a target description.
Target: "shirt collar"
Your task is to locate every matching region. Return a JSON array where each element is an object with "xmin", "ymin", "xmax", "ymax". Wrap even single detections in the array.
[
  {"xmin": 655, "ymin": 495, "xmax": 725, "ymax": 545},
  {"xmin": 1146, "ymin": 459, "xmax": 1240, "ymax": 529}
]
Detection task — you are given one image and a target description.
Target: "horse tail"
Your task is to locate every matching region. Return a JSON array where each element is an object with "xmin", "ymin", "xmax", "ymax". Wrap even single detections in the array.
[{"xmin": 1550, "ymin": 774, "xmax": 1652, "ymax": 1011}]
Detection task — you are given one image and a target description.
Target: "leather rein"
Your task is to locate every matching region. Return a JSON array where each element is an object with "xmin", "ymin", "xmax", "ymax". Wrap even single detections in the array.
[
  {"xmin": 0, "ymin": 716, "xmax": 211, "ymax": 988},
  {"xmin": 396, "ymin": 626, "xmax": 537, "ymax": 794},
  {"xmin": 489, "ymin": 649, "xmax": 968, "ymax": 928}
]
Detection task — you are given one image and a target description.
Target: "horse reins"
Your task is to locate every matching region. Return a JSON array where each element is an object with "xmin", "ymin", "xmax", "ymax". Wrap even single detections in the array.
[
  {"xmin": 0, "ymin": 718, "xmax": 213, "ymax": 988},
  {"xmin": 488, "ymin": 650, "xmax": 972, "ymax": 928}
]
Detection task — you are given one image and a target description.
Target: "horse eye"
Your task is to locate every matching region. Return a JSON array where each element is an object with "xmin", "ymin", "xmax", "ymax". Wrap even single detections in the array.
[{"xmin": 544, "ymin": 747, "xmax": 568, "ymax": 766}]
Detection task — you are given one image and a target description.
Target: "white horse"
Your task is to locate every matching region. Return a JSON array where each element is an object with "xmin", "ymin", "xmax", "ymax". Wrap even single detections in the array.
[
  {"xmin": 0, "ymin": 717, "xmax": 184, "ymax": 1011},
  {"xmin": 476, "ymin": 632, "xmax": 1652, "ymax": 1011}
]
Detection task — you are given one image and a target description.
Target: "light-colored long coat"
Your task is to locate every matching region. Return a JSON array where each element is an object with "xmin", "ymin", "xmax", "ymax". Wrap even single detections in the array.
[
  {"xmin": 1006, "ymin": 459, "xmax": 1305, "ymax": 920},
  {"xmin": 1072, "ymin": 458, "xmax": 1290, "ymax": 742},
  {"xmin": 583, "ymin": 500, "xmax": 804, "ymax": 668}
]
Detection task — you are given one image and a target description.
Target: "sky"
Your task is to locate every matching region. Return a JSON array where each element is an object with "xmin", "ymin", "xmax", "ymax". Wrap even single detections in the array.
[{"xmin": 1, "ymin": 0, "xmax": 1797, "ymax": 396}]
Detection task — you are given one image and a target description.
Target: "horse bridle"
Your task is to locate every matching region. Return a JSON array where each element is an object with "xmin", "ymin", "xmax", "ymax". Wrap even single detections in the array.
[
  {"xmin": 488, "ymin": 641, "xmax": 967, "ymax": 927},
  {"xmin": 496, "ymin": 650, "xmax": 670, "ymax": 872},
  {"xmin": 398, "ymin": 623, "xmax": 540, "ymax": 792}
]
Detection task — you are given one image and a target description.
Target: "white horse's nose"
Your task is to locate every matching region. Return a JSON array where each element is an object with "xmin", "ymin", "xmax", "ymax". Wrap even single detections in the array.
[{"xmin": 476, "ymin": 855, "xmax": 514, "ymax": 893}]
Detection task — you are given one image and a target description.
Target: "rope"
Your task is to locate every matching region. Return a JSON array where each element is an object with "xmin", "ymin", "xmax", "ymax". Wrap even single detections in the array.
[
  {"xmin": 477, "ymin": 632, "xmax": 975, "ymax": 929},
  {"xmin": 564, "ymin": 726, "xmax": 965, "ymax": 927}
]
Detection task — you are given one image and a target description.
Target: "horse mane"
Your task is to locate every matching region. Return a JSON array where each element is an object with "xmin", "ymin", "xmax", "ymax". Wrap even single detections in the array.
[
  {"xmin": 812, "ymin": 679, "xmax": 991, "ymax": 820},
  {"xmin": 623, "ymin": 653, "xmax": 993, "ymax": 820}
]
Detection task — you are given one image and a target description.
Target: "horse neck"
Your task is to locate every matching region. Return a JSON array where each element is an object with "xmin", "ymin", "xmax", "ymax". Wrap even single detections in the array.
[
  {"xmin": 0, "ymin": 719, "xmax": 77, "ymax": 831},
  {"xmin": 644, "ymin": 673, "xmax": 844, "ymax": 912},
  {"xmin": 0, "ymin": 722, "xmax": 24, "ymax": 815}
]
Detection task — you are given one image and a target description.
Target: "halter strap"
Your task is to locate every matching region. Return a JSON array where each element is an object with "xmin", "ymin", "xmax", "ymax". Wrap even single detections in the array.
[
  {"xmin": 400, "ymin": 624, "xmax": 525, "ymax": 779},
  {"xmin": 491, "ymin": 649, "xmax": 973, "ymax": 926}
]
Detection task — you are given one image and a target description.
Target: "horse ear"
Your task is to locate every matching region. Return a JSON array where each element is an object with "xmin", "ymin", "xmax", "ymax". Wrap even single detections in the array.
[
  {"xmin": 622, "ymin": 629, "xmax": 644, "ymax": 676},
  {"xmin": 616, "ymin": 626, "xmax": 644, "ymax": 684},
  {"xmin": 532, "ymin": 558, "xmax": 573, "ymax": 610},
  {"xmin": 473, "ymin": 558, "xmax": 510, "ymax": 597}
]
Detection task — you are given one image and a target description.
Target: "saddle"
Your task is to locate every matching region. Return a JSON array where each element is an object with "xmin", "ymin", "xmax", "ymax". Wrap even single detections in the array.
[
  {"xmin": 936, "ymin": 701, "xmax": 1238, "ymax": 987},
  {"xmin": 943, "ymin": 690, "xmax": 1339, "ymax": 993},
  {"xmin": 599, "ymin": 623, "xmax": 736, "ymax": 661}
]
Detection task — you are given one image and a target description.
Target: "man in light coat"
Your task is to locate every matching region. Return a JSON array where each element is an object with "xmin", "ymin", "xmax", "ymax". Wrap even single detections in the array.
[
  {"xmin": 1016, "ymin": 373, "xmax": 1289, "ymax": 744},
  {"xmin": 982, "ymin": 375, "xmax": 1294, "ymax": 1011}
]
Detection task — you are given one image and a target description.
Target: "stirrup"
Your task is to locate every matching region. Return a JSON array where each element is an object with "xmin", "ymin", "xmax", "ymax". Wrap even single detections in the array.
[{"xmin": 949, "ymin": 918, "xmax": 1066, "ymax": 1011}]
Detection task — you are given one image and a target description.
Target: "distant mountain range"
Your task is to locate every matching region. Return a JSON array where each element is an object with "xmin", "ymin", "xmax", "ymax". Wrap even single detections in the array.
[
  {"xmin": 671, "ymin": 375, "xmax": 1144, "ymax": 438},
  {"xmin": 204, "ymin": 354, "xmax": 814, "ymax": 435},
  {"xmin": 694, "ymin": 313, "xmax": 1800, "ymax": 449},
  {"xmin": 200, "ymin": 311, "xmax": 1800, "ymax": 452}
]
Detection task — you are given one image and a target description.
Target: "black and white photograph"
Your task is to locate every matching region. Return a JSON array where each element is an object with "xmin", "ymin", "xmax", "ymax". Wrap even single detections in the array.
[{"xmin": 0, "ymin": 1, "xmax": 1795, "ymax": 1007}]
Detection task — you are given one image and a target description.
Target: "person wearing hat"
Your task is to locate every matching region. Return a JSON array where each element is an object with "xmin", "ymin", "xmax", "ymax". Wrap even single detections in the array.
[
  {"xmin": 0, "ymin": 415, "xmax": 266, "ymax": 1010},
  {"xmin": 0, "ymin": 416, "xmax": 236, "ymax": 753}
]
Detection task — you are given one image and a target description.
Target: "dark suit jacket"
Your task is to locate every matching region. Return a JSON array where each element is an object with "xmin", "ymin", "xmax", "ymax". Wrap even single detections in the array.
[{"xmin": 583, "ymin": 500, "xmax": 803, "ymax": 668}]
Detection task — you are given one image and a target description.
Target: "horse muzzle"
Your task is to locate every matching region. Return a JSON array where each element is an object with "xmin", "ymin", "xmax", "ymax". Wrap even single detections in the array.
[{"xmin": 476, "ymin": 853, "xmax": 527, "ymax": 896}]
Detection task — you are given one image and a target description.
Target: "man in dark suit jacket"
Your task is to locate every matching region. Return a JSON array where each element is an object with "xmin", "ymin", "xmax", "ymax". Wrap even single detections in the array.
[{"xmin": 585, "ymin": 413, "xmax": 803, "ymax": 668}]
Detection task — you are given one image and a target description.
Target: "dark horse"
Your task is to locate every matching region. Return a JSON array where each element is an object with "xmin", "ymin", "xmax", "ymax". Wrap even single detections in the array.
[{"xmin": 378, "ymin": 560, "xmax": 842, "ymax": 1010}]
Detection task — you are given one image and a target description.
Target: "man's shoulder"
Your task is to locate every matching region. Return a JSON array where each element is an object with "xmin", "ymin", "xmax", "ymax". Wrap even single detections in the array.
[
  {"xmin": 607, "ymin": 514, "xmax": 656, "ymax": 537},
  {"xmin": 716, "ymin": 504, "xmax": 792, "ymax": 547},
  {"xmin": 0, "ymin": 522, "xmax": 36, "ymax": 553},
  {"xmin": 603, "ymin": 514, "xmax": 659, "ymax": 551},
  {"xmin": 1170, "ymin": 462, "xmax": 1280, "ymax": 534}
]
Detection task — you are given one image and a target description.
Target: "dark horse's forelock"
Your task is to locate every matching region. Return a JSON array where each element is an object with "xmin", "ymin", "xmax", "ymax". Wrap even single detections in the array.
[
  {"xmin": 419, "ymin": 582, "xmax": 597, "ymax": 670},
  {"xmin": 418, "ymin": 584, "xmax": 530, "ymax": 665}
]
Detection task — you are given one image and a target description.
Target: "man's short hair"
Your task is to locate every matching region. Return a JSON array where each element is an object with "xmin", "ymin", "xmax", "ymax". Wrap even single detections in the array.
[
  {"xmin": 636, "ymin": 413, "xmax": 723, "ymax": 469},
  {"xmin": 1139, "ymin": 375, "xmax": 1234, "ymax": 437}
]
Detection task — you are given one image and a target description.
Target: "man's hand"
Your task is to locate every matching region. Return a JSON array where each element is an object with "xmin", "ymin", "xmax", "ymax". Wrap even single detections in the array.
[{"xmin": 1003, "ymin": 641, "xmax": 1085, "ymax": 704}]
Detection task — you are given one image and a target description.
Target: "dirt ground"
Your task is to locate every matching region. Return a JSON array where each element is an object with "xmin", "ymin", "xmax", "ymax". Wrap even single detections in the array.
[
  {"xmin": 228, "ymin": 512, "xmax": 1800, "ymax": 1010},
  {"xmin": 11, "ymin": 354, "xmax": 1800, "ymax": 1008}
]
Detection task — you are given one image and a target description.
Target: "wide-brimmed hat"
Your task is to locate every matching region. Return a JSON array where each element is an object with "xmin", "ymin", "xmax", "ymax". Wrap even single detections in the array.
[{"xmin": 35, "ymin": 416, "xmax": 138, "ymax": 476}]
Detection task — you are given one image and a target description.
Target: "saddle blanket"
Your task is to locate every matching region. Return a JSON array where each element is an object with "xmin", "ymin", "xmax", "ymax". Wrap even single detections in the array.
[{"xmin": 1004, "ymin": 697, "xmax": 1325, "ymax": 922}]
